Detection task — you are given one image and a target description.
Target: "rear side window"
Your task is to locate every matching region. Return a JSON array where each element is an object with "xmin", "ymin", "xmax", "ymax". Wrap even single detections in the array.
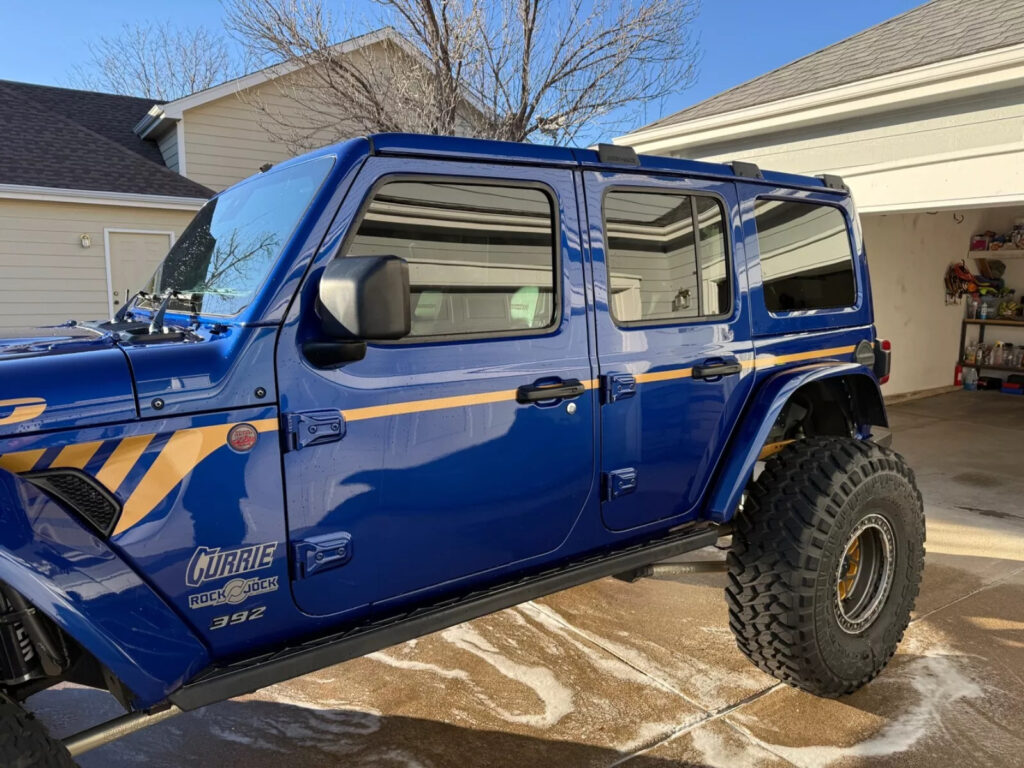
[
  {"xmin": 603, "ymin": 190, "xmax": 730, "ymax": 324},
  {"xmin": 753, "ymin": 199, "xmax": 856, "ymax": 312},
  {"xmin": 344, "ymin": 181, "xmax": 556, "ymax": 338}
]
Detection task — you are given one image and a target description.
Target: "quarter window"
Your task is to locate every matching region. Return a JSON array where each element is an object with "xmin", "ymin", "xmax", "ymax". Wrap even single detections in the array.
[
  {"xmin": 344, "ymin": 181, "xmax": 557, "ymax": 338},
  {"xmin": 753, "ymin": 199, "xmax": 856, "ymax": 312},
  {"xmin": 603, "ymin": 190, "xmax": 730, "ymax": 324}
]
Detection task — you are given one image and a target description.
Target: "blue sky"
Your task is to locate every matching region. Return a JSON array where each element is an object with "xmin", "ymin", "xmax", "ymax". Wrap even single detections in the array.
[{"xmin": 1, "ymin": 0, "xmax": 923, "ymax": 137}]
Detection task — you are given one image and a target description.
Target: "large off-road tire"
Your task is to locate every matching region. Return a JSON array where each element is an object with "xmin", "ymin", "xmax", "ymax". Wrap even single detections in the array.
[
  {"xmin": 726, "ymin": 437, "xmax": 925, "ymax": 697},
  {"xmin": 0, "ymin": 693, "xmax": 76, "ymax": 767}
]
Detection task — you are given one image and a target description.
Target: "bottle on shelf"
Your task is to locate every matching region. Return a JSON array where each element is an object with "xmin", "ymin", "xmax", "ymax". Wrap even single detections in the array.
[
  {"xmin": 963, "ymin": 367, "xmax": 978, "ymax": 390},
  {"xmin": 965, "ymin": 341, "xmax": 977, "ymax": 365}
]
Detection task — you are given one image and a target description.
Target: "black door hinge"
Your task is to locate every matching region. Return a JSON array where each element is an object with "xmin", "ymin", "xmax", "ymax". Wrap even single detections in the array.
[
  {"xmin": 282, "ymin": 409, "xmax": 345, "ymax": 451},
  {"xmin": 602, "ymin": 373, "xmax": 637, "ymax": 403}
]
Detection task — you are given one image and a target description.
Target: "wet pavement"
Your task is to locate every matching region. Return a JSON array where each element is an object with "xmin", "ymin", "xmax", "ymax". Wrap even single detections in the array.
[{"xmin": 32, "ymin": 391, "xmax": 1024, "ymax": 767}]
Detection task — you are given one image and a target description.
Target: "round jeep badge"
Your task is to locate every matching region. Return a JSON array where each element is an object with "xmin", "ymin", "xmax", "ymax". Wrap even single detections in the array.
[{"xmin": 228, "ymin": 423, "xmax": 259, "ymax": 453}]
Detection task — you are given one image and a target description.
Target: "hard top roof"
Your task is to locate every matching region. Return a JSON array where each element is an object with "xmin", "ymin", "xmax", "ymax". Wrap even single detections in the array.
[{"xmin": 365, "ymin": 133, "xmax": 842, "ymax": 194}]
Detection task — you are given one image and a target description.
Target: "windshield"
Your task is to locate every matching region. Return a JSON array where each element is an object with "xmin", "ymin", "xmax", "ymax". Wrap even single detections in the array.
[{"xmin": 141, "ymin": 154, "xmax": 335, "ymax": 317}]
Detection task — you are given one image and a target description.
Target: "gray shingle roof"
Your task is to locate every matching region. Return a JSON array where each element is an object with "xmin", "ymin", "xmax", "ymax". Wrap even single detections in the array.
[
  {"xmin": 0, "ymin": 81, "xmax": 213, "ymax": 199},
  {"xmin": 642, "ymin": 0, "xmax": 1024, "ymax": 131}
]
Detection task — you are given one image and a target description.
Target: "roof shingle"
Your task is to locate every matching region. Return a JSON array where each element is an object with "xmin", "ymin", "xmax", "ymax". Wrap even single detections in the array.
[
  {"xmin": 0, "ymin": 80, "xmax": 213, "ymax": 199},
  {"xmin": 642, "ymin": 0, "xmax": 1024, "ymax": 130}
]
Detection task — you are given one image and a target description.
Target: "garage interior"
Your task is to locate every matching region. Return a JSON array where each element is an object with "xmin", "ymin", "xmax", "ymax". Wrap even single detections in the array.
[{"xmin": 866, "ymin": 206, "xmax": 1024, "ymax": 398}]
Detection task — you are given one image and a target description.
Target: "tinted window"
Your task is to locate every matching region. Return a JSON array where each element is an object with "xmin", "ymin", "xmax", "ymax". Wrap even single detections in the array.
[
  {"xmin": 345, "ymin": 181, "xmax": 556, "ymax": 338},
  {"xmin": 146, "ymin": 155, "xmax": 334, "ymax": 316},
  {"xmin": 753, "ymin": 199, "xmax": 856, "ymax": 312},
  {"xmin": 604, "ymin": 190, "xmax": 729, "ymax": 323}
]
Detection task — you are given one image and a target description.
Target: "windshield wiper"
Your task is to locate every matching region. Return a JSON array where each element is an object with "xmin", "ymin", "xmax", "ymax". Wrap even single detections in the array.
[{"xmin": 148, "ymin": 289, "xmax": 200, "ymax": 334}]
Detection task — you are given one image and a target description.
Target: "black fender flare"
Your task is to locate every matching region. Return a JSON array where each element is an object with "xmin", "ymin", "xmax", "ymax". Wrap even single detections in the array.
[{"xmin": 704, "ymin": 362, "xmax": 886, "ymax": 524}]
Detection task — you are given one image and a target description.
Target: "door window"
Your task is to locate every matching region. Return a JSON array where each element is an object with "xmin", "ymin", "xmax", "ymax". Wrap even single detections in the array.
[
  {"xmin": 603, "ymin": 190, "xmax": 729, "ymax": 324},
  {"xmin": 344, "ymin": 181, "xmax": 557, "ymax": 338},
  {"xmin": 753, "ymin": 199, "xmax": 856, "ymax": 312}
]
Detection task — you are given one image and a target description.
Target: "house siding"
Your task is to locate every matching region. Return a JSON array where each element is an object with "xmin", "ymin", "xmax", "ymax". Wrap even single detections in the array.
[
  {"xmin": 156, "ymin": 127, "xmax": 180, "ymax": 173},
  {"xmin": 672, "ymin": 88, "xmax": 1024, "ymax": 178},
  {"xmin": 181, "ymin": 41, "xmax": 407, "ymax": 192},
  {"xmin": 0, "ymin": 199, "xmax": 195, "ymax": 328},
  {"xmin": 182, "ymin": 91, "xmax": 297, "ymax": 191},
  {"xmin": 182, "ymin": 73, "xmax": 363, "ymax": 192}
]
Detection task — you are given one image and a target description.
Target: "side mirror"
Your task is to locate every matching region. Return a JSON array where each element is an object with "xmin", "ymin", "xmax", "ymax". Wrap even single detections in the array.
[{"xmin": 318, "ymin": 255, "xmax": 411, "ymax": 340}]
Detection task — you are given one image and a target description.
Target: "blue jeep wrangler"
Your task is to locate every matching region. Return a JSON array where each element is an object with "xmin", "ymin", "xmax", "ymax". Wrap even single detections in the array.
[{"xmin": 0, "ymin": 134, "xmax": 922, "ymax": 765}]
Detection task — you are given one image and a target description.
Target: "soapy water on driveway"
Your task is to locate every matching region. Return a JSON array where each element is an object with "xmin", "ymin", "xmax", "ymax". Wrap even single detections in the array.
[{"xmin": 32, "ymin": 392, "xmax": 1024, "ymax": 767}]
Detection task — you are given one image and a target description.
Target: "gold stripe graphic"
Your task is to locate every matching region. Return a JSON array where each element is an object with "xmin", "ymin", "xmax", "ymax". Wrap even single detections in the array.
[
  {"xmin": 0, "ymin": 398, "xmax": 47, "ymax": 426},
  {"xmin": 0, "ymin": 343, "xmax": 858, "ymax": 535},
  {"xmin": 755, "ymin": 345, "xmax": 856, "ymax": 370},
  {"xmin": 625, "ymin": 345, "xmax": 855, "ymax": 386},
  {"xmin": 114, "ymin": 418, "xmax": 278, "ymax": 536},
  {"xmin": 95, "ymin": 434, "xmax": 155, "ymax": 492},
  {"xmin": 51, "ymin": 440, "xmax": 103, "ymax": 470},
  {"xmin": 340, "ymin": 379, "xmax": 599, "ymax": 422},
  {"xmin": 336, "ymin": 346, "xmax": 857, "ymax": 422},
  {"xmin": 0, "ymin": 449, "xmax": 45, "ymax": 473}
]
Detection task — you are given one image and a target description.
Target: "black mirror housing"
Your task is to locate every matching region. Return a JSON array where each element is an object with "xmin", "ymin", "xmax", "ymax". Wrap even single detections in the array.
[{"xmin": 318, "ymin": 255, "xmax": 411, "ymax": 340}]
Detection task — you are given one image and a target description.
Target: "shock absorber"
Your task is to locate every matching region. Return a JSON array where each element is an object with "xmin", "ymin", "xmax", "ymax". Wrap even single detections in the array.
[
  {"xmin": 0, "ymin": 588, "xmax": 43, "ymax": 685},
  {"xmin": 0, "ymin": 586, "xmax": 67, "ymax": 684}
]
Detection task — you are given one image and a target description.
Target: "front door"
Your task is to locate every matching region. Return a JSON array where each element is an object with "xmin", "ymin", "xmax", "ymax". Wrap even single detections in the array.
[
  {"xmin": 106, "ymin": 230, "xmax": 175, "ymax": 315},
  {"xmin": 582, "ymin": 171, "xmax": 755, "ymax": 531},
  {"xmin": 277, "ymin": 157, "xmax": 597, "ymax": 618}
]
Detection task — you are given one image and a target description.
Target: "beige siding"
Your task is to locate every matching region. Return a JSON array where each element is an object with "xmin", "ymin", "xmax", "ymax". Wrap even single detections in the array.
[
  {"xmin": 181, "ymin": 97, "xmax": 295, "ymax": 192},
  {"xmin": 0, "ymin": 199, "xmax": 195, "ymax": 328},
  {"xmin": 676, "ymin": 89, "xmax": 1024, "ymax": 177},
  {"xmin": 181, "ymin": 40, "xmax": 441, "ymax": 192},
  {"xmin": 156, "ymin": 127, "xmax": 180, "ymax": 173},
  {"xmin": 182, "ymin": 65, "xmax": 369, "ymax": 192}
]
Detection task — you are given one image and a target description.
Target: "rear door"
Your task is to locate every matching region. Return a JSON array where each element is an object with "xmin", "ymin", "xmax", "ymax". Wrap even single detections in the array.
[
  {"xmin": 582, "ymin": 171, "xmax": 755, "ymax": 531},
  {"xmin": 276, "ymin": 157, "xmax": 597, "ymax": 618}
]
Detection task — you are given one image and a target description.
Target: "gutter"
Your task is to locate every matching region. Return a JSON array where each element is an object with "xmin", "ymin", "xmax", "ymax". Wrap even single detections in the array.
[{"xmin": 0, "ymin": 184, "xmax": 207, "ymax": 211}]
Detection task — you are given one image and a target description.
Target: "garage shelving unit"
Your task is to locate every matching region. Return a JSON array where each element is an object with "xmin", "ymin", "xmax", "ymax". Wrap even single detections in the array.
[
  {"xmin": 969, "ymin": 250, "xmax": 1024, "ymax": 259},
  {"xmin": 958, "ymin": 317, "xmax": 1024, "ymax": 374}
]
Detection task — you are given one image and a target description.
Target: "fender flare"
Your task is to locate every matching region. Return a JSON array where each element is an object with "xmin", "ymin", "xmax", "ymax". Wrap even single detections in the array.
[
  {"xmin": 705, "ymin": 362, "xmax": 886, "ymax": 524},
  {"xmin": 0, "ymin": 469, "xmax": 208, "ymax": 708}
]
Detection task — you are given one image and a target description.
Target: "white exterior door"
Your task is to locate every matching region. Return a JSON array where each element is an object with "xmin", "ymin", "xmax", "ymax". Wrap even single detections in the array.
[{"xmin": 105, "ymin": 230, "xmax": 174, "ymax": 315}]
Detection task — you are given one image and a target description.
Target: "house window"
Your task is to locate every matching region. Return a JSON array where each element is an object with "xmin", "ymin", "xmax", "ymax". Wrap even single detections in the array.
[
  {"xmin": 344, "ymin": 181, "xmax": 557, "ymax": 338},
  {"xmin": 753, "ymin": 199, "xmax": 856, "ymax": 312},
  {"xmin": 603, "ymin": 189, "xmax": 730, "ymax": 324}
]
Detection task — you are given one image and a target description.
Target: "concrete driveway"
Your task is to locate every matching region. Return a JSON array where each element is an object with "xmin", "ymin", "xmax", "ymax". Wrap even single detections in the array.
[{"xmin": 33, "ymin": 391, "xmax": 1024, "ymax": 767}]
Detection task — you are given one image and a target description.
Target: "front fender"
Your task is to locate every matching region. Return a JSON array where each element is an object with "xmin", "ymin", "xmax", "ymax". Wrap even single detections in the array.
[
  {"xmin": 705, "ymin": 362, "xmax": 885, "ymax": 524},
  {"xmin": 0, "ymin": 469, "xmax": 208, "ymax": 708}
]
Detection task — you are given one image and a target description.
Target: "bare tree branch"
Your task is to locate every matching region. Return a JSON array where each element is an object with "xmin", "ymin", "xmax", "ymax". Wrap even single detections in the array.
[
  {"xmin": 224, "ymin": 0, "xmax": 699, "ymax": 147},
  {"xmin": 68, "ymin": 21, "xmax": 241, "ymax": 100}
]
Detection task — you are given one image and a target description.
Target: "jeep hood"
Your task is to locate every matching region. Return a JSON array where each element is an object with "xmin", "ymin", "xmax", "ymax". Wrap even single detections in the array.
[{"xmin": 0, "ymin": 326, "xmax": 137, "ymax": 437}]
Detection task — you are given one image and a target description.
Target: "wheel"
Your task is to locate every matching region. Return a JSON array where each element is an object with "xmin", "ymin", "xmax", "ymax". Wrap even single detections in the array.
[
  {"xmin": 0, "ymin": 692, "xmax": 76, "ymax": 767},
  {"xmin": 726, "ymin": 437, "xmax": 925, "ymax": 697}
]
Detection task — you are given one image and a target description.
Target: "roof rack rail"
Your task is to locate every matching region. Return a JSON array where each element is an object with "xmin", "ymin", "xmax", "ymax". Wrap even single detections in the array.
[
  {"xmin": 597, "ymin": 143, "xmax": 639, "ymax": 166},
  {"xmin": 817, "ymin": 173, "xmax": 849, "ymax": 192},
  {"xmin": 729, "ymin": 160, "xmax": 763, "ymax": 180}
]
